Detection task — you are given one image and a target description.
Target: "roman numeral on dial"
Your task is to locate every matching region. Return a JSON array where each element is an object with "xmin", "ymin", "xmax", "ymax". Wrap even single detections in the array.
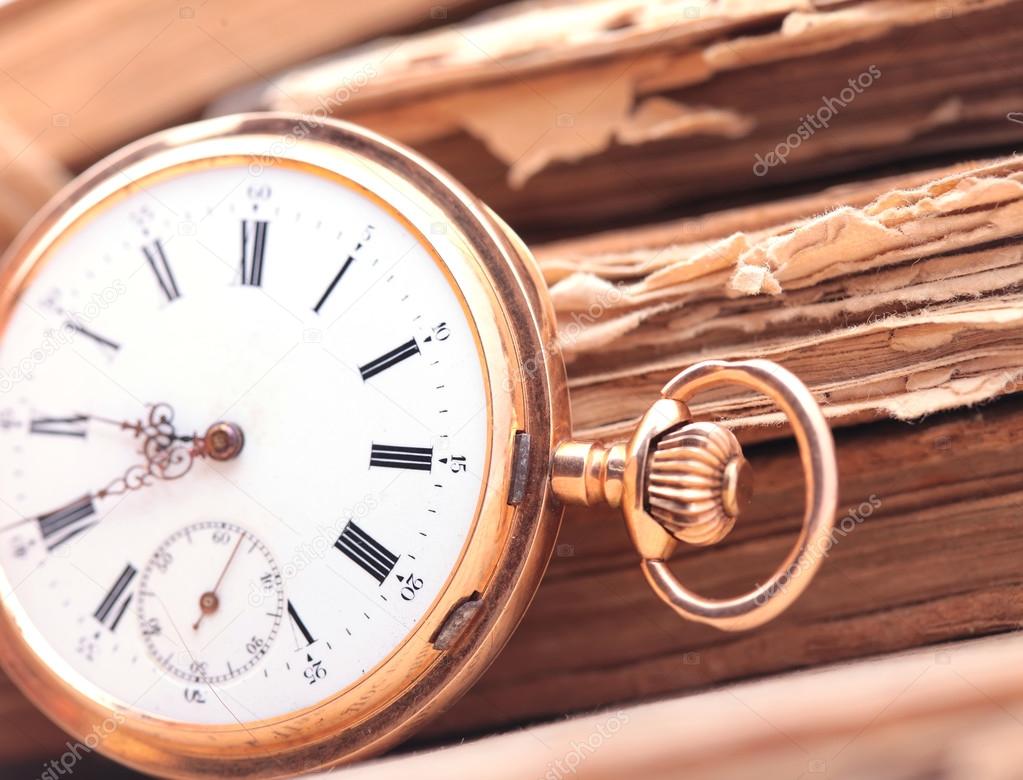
[
  {"xmin": 142, "ymin": 239, "xmax": 181, "ymax": 301},
  {"xmin": 37, "ymin": 495, "xmax": 97, "ymax": 550},
  {"xmin": 287, "ymin": 600, "xmax": 315, "ymax": 646},
  {"xmin": 359, "ymin": 339, "xmax": 420, "ymax": 381},
  {"xmin": 241, "ymin": 220, "xmax": 269, "ymax": 286},
  {"xmin": 312, "ymin": 255, "xmax": 354, "ymax": 313},
  {"xmin": 65, "ymin": 322, "xmax": 120, "ymax": 354},
  {"xmin": 94, "ymin": 563, "xmax": 136, "ymax": 632},
  {"xmin": 370, "ymin": 443, "xmax": 433, "ymax": 472},
  {"xmin": 334, "ymin": 520, "xmax": 399, "ymax": 585},
  {"xmin": 29, "ymin": 415, "xmax": 88, "ymax": 438}
]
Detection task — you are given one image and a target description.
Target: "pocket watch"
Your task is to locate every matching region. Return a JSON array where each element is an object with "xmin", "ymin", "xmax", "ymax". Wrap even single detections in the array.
[{"xmin": 0, "ymin": 114, "xmax": 838, "ymax": 778}]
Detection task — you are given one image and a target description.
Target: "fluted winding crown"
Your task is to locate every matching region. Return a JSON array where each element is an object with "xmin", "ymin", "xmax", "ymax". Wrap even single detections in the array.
[{"xmin": 644, "ymin": 421, "xmax": 752, "ymax": 546}]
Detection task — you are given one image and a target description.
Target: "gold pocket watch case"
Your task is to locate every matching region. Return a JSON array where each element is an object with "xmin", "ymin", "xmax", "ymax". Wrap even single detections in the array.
[{"xmin": 0, "ymin": 114, "xmax": 837, "ymax": 778}]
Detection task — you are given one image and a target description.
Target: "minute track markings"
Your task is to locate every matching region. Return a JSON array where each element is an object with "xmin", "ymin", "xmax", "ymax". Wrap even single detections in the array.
[{"xmin": 322, "ymin": 238, "xmax": 418, "ymax": 331}]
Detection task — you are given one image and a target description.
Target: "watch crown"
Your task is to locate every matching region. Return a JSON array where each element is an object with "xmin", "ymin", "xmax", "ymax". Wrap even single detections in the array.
[{"xmin": 645, "ymin": 421, "xmax": 753, "ymax": 546}]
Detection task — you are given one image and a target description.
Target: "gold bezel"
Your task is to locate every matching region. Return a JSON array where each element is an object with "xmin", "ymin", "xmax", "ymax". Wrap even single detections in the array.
[{"xmin": 0, "ymin": 114, "xmax": 568, "ymax": 777}]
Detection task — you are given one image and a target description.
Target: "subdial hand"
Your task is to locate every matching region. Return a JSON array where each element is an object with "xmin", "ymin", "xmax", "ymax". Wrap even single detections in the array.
[{"xmin": 192, "ymin": 532, "xmax": 245, "ymax": 631}]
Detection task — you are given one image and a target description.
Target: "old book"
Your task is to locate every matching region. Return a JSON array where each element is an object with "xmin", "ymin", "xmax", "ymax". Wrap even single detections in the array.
[
  {"xmin": 334, "ymin": 633, "xmax": 1023, "ymax": 780},
  {"xmin": 0, "ymin": 0, "xmax": 509, "ymax": 249},
  {"xmin": 0, "ymin": 116, "xmax": 68, "ymax": 251},
  {"xmin": 541, "ymin": 155, "xmax": 1023, "ymax": 444},
  {"xmin": 214, "ymin": 0, "xmax": 1023, "ymax": 236},
  {"xmin": 0, "ymin": 0, "xmax": 501, "ymax": 172}
]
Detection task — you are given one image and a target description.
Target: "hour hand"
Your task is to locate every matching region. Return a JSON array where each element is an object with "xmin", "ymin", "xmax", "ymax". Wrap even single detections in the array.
[
  {"xmin": 0, "ymin": 454, "xmax": 182, "ymax": 553},
  {"xmin": 81, "ymin": 402, "xmax": 195, "ymax": 457},
  {"xmin": 28, "ymin": 403, "xmax": 190, "ymax": 452},
  {"xmin": 96, "ymin": 419, "xmax": 246, "ymax": 499},
  {"xmin": 1, "ymin": 418, "xmax": 245, "ymax": 552}
]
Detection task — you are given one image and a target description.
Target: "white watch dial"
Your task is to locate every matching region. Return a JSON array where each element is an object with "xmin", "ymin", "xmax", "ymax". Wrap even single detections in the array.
[{"xmin": 0, "ymin": 159, "xmax": 490, "ymax": 724}]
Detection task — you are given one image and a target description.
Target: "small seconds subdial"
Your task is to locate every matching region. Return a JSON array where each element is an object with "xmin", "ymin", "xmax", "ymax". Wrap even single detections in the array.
[{"xmin": 136, "ymin": 521, "xmax": 284, "ymax": 684}]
